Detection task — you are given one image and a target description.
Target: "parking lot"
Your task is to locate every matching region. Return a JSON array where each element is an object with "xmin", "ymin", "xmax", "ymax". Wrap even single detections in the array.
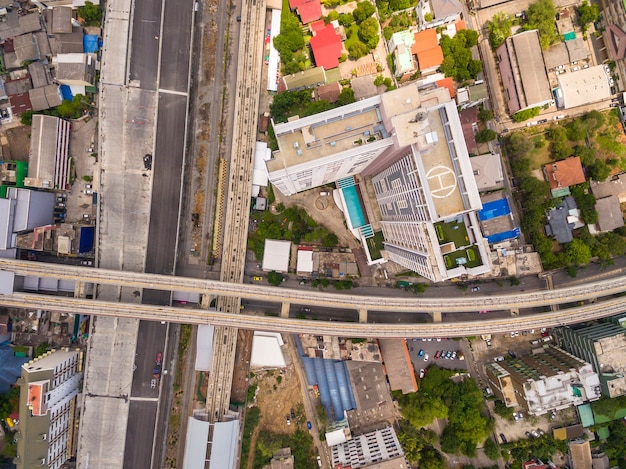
[{"xmin": 406, "ymin": 338, "xmax": 467, "ymax": 376}]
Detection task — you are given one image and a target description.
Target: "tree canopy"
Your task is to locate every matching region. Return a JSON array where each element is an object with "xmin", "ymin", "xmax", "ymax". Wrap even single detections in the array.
[
  {"xmin": 396, "ymin": 366, "xmax": 492, "ymax": 457},
  {"xmin": 577, "ymin": 1, "xmax": 600, "ymax": 33},
  {"xmin": 78, "ymin": 1, "xmax": 102, "ymax": 26},
  {"xmin": 353, "ymin": 1, "xmax": 376, "ymax": 23},
  {"xmin": 439, "ymin": 30, "xmax": 482, "ymax": 82},
  {"xmin": 487, "ymin": 12, "xmax": 513, "ymax": 49},
  {"xmin": 523, "ymin": 0, "xmax": 559, "ymax": 49}
]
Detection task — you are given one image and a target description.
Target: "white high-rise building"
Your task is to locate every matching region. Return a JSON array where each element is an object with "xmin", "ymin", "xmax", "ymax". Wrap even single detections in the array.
[
  {"xmin": 267, "ymin": 85, "xmax": 430, "ymax": 196},
  {"xmin": 330, "ymin": 425, "xmax": 405, "ymax": 468},
  {"xmin": 15, "ymin": 349, "xmax": 82, "ymax": 469},
  {"xmin": 368, "ymin": 100, "xmax": 491, "ymax": 281}
]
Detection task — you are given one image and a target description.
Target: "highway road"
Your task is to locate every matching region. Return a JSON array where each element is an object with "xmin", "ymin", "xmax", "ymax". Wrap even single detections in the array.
[
  {"xmin": 1, "ymin": 290, "xmax": 624, "ymax": 337},
  {"xmin": 3, "ymin": 259, "xmax": 626, "ymax": 313}
]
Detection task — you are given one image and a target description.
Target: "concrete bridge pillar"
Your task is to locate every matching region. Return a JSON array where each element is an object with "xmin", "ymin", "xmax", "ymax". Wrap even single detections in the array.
[
  {"xmin": 358, "ymin": 308, "xmax": 368, "ymax": 323},
  {"xmin": 281, "ymin": 302, "xmax": 290, "ymax": 318},
  {"xmin": 201, "ymin": 294, "xmax": 213, "ymax": 309},
  {"xmin": 432, "ymin": 311, "xmax": 442, "ymax": 323},
  {"xmin": 510, "ymin": 307, "xmax": 519, "ymax": 316}
]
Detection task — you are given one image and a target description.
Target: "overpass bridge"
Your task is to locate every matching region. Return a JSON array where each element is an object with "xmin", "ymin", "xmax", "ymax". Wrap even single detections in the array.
[
  {"xmin": 1, "ymin": 259, "xmax": 626, "ymax": 317},
  {"xmin": 0, "ymin": 289, "xmax": 623, "ymax": 338}
]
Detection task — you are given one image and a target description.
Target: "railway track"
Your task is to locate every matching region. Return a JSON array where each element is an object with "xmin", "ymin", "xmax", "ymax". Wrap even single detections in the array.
[{"xmin": 204, "ymin": 0, "xmax": 266, "ymax": 421}]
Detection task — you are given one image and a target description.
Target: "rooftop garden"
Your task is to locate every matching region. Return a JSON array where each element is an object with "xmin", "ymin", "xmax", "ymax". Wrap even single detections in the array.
[
  {"xmin": 365, "ymin": 230, "xmax": 384, "ymax": 261},
  {"xmin": 443, "ymin": 245, "xmax": 483, "ymax": 270},
  {"xmin": 434, "ymin": 219, "xmax": 470, "ymax": 248}
]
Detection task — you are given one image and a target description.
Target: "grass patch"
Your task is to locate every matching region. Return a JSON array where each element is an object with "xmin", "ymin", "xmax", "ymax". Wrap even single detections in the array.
[
  {"xmin": 253, "ymin": 429, "xmax": 316, "ymax": 468},
  {"xmin": 435, "ymin": 219, "xmax": 470, "ymax": 247},
  {"xmin": 240, "ymin": 406, "xmax": 261, "ymax": 469},
  {"xmin": 366, "ymin": 231, "xmax": 384, "ymax": 260},
  {"xmin": 344, "ymin": 24, "xmax": 360, "ymax": 50}
]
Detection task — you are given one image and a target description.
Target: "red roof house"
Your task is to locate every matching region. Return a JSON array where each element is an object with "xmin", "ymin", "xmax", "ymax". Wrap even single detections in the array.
[
  {"xmin": 310, "ymin": 24, "xmax": 343, "ymax": 70},
  {"xmin": 544, "ymin": 157, "xmax": 586, "ymax": 190},
  {"xmin": 411, "ymin": 29, "xmax": 444, "ymax": 74},
  {"xmin": 289, "ymin": 0, "xmax": 322, "ymax": 24}
]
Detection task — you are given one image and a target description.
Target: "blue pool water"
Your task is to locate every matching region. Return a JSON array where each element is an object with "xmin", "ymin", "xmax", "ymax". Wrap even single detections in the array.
[{"xmin": 342, "ymin": 185, "xmax": 366, "ymax": 229}]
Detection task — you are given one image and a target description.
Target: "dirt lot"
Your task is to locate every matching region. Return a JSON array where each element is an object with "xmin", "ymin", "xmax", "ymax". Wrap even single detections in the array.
[
  {"xmin": 1, "ymin": 125, "xmax": 31, "ymax": 161},
  {"xmin": 245, "ymin": 363, "xmax": 305, "ymax": 469}
]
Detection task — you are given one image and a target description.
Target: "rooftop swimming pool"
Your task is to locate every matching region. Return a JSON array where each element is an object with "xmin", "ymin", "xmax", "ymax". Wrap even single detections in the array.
[{"xmin": 341, "ymin": 184, "xmax": 366, "ymax": 230}]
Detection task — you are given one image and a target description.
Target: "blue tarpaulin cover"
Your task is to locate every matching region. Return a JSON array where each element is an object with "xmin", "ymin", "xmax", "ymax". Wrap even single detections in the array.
[
  {"xmin": 79, "ymin": 226, "xmax": 95, "ymax": 253},
  {"xmin": 60, "ymin": 84, "xmax": 73, "ymax": 101},
  {"xmin": 83, "ymin": 34, "xmax": 100, "ymax": 53}
]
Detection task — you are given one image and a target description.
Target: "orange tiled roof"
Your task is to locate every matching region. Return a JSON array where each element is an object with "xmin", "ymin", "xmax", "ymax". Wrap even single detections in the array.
[
  {"xmin": 544, "ymin": 157, "xmax": 586, "ymax": 190},
  {"xmin": 436, "ymin": 77, "xmax": 455, "ymax": 98},
  {"xmin": 455, "ymin": 20, "xmax": 466, "ymax": 31},
  {"xmin": 412, "ymin": 29, "xmax": 439, "ymax": 54}
]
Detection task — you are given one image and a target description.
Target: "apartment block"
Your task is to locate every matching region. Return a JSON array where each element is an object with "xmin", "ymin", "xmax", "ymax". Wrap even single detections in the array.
[
  {"xmin": 559, "ymin": 318, "xmax": 626, "ymax": 397},
  {"xmin": 485, "ymin": 345, "xmax": 601, "ymax": 416},
  {"xmin": 15, "ymin": 349, "xmax": 82, "ymax": 469},
  {"xmin": 330, "ymin": 425, "xmax": 405, "ymax": 468},
  {"xmin": 369, "ymin": 100, "xmax": 490, "ymax": 281}
]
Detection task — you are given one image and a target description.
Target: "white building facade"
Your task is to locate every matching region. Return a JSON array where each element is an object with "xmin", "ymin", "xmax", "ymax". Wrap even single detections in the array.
[{"xmin": 330, "ymin": 426, "xmax": 405, "ymax": 468}]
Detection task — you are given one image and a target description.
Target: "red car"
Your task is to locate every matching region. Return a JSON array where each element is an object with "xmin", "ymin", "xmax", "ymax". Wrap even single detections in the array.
[{"xmin": 156, "ymin": 352, "xmax": 162, "ymax": 365}]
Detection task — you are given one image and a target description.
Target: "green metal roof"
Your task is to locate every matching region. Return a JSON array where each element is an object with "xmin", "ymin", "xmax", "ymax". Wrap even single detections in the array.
[{"xmin": 578, "ymin": 403, "xmax": 594, "ymax": 427}]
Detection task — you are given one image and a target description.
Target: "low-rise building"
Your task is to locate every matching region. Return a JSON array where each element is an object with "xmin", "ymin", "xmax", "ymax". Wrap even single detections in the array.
[
  {"xmin": 496, "ymin": 30, "xmax": 552, "ymax": 114},
  {"xmin": 24, "ymin": 115, "xmax": 71, "ymax": 190},
  {"xmin": 329, "ymin": 426, "xmax": 405, "ymax": 469},
  {"xmin": 485, "ymin": 345, "xmax": 601, "ymax": 416},
  {"xmin": 544, "ymin": 157, "xmax": 586, "ymax": 197},
  {"xmin": 15, "ymin": 349, "xmax": 82, "ymax": 469}
]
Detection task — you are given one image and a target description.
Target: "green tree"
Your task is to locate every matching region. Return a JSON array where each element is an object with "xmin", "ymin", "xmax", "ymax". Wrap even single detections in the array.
[
  {"xmin": 566, "ymin": 119, "xmax": 588, "ymax": 141},
  {"xmin": 565, "ymin": 238, "xmax": 592, "ymax": 265},
  {"xmin": 577, "ymin": 0, "xmax": 600, "ymax": 32},
  {"xmin": 338, "ymin": 13, "xmax": 354, "ymax": 26},
  {"xmin": 348, "ymin": 40, "xmax": 369, "ymax": 59},
  {"xmin": 389, "ymin": 0, "xmax": 411, "ymax": 11},
  {"xmin": 575, "ymin": 144, "xmax": 596, "ymax": 165},
  {"xmin": 523, "ymin": 0, "xmax": 559, "ymax": 49},
  {"xmin": 478, "ymin": 107, "xmax": 494, "ymax": 122},
  {"xmin": 508, "ymin": 132, "xmax": 534, "ymax": 158},
  {"xmin": 419, "ymin": 446, "xmax": 445, "ymax": 469},
  {"xmin": 358, "ymin": 16, "xmax": 380, "ymax": 49},
  {"xmin": 493, "ymin": 399, "xmax": 513, "ymax": 419},
  {"xmin": 589, "ymin": 159, "xmax": 611, "ymax": 181},
  {"xmin": 439, "ymin": 31, "xmax": 482, "ymax": 81},
  {"xmin": 512, "ymin": 107, "xmax": 540, "ymax": 122},
  {"xmin": 267, "ymin": 271, "xmax": 284, "ymax": 286},
  {"xmin": 20, "ymin": 110, "xmax": 34, "ymax": 126},
  {"xmin": 487, "ymin": 12, "xmax": 513, "ymax": 49},
  {"xmin": 0, "ymin": 386, "xmax": 19, "ymax": 421},
  {"xmin": 475, "ymin": 128, "xmax": 497, "ymax": 143},
  {"xmin": 337, "ymin": 88, "xmax": 356, "ymax": 106},
  {"xmin": 483, "ymin": 437, "xmax": 500, "ymax": 461},
  {"xmin": 322, "ymin": 233, "xmax": 339, "ymax": 247},
  {"xmin": 78, "ymin": 1, "xmax": 102, "ymax": 26},
  {"xmin": 353, "ymin": 1, "xmax": 375, "ymax": 24}
]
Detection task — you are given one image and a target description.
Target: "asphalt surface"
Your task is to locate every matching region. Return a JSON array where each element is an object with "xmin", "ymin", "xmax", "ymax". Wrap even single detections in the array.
[
  {"xmin": 128, "ymin": 0, "xmax": 162, "ymax": 89},
  {"xmin": 123, "ymin": 0, "xmax": 194, "ymax": 465},
  {"xmin": 159, "ymin": 0, "xmax": 194, "ymax": 92},
  {"xmin": 124, "ymin": 400, "xmax": 159, "ymax": 468},
  {"xmin": 144, "ymin": 92, "xmax": 188, "ymax": 279}
]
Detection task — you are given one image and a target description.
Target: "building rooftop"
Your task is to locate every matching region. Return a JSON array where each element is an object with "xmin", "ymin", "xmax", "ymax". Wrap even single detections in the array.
[
  {"xmin": 545, "ymin": 157, "xmax": 585, "ymax": 190},
  {"xmin": 595, "ymin": 195, "xmax": 624, "ymax": 232},
  {"xmin": 431, "ymin": 0, "xmax": 462, "ymax": 19},
  {"xmin": 412, "ymin": 29, "xmax": 443, "ymax": 71},
  {"xmin": 511, "ymin": 30, "xmax": 552, "ymax": 107},
  {"xmin": 591, "ymin": 172, "xmax": 626, "ymax": 199},
  {"xmin": 270, "ymin": 97, "xmax": 388, "ymax": 171},
  {"xmin": 378, "ymin": 339, "xmax": 417, "ymax": 394},
  {"xmin": 315, "ymin": 82, "xmax": 342, "ymax": 103},
  {"xmin": 282, "ymin": 66, "xmax": 326, "ymax": 90},
  {"xmin": 566, "ymin": 37, "xmax": 590, "ymax": 63},
  {"xmin": 262, "ymin": 239, "xmax": 291, "ymax": 272},
  {"xmin": 296, "ymin": 0, "xmax": 322, "ymax": 24},
  {"xmin": 309, "ymin": 24, "xmax": 343, "ymax": 70},
  {"xmin": 471, "ymin": 153, "xmax": 504, "ymax": 191},
  {"xmin": 51, "ymin": 6, "xmax": 73, "ymax": 34},
  {"xmin": 558, "ymin": 65, "xmax": 611, "ymax": 108},
  {"xmin": 544, "ymin": 42, "xmax": 570, "ymax": 70}
]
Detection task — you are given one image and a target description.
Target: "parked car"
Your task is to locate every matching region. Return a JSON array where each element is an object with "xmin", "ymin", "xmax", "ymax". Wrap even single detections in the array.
[
  {"xmin": 84, "ymin": 184, "xmax": 92, "ymax": 189},
  {"xmin": 538, "ymin": 119, "xmax": 548, "ymax": 124},
  {"xmin": 531, "ymin": 430, "xmax": 540, "ymax": 438},
  {"xmin": 80, "ymin": 260, "xmax": 93, "ymax": 266},
  {"xmin": 290, "ymin": 408, "xmax": 295, "ymax": 419},
  {"xmin": 471, "ymin": 286, "xmax": 480, "ymax": 292},
  {"xmin": 538, "ymin": 428, "xmax": 545, "ymax": 436},
  {"xmin": 513, "ymin": 412, "xmax": 520, "ymax": 421},
  {"xmin": 156, "ymin": 352, "xmax": 162, "ymax": 365},
  {"xmin": 500, "ymin": 433, "xmax": 507, "ymax": 444},
  {"xmin": 150, "ymin": 378, "xmax": 157, "ymax": 389},
  {"xmin": 286, "ymin": 415, "xmax": 290, "ymax": 426},
  {"xmin": 526, "ymin": 431, "xmax": 533, "ymax": 439},
  {"xmin": 419, "ymin": 369, "xmax": 425, "ymax": 379},
  {"xmin": 434, "ymin": 350, "xmax": 441, "ymax": 359},
  {"xmin": 307, "ymin": 421, "xmax": 312, "ymax": 430},
  {"xmin": 253, "ymin": 276, "xmax": 262, "ymax": 281},
  {"xmin": 423, "ymin": 353, "xmax": 429, "ymax": 362},
  {"xmin": 418, "ymin": 349, "xmax": 424, "ymax": 358},
  {"xmin": 508, "ymin": 350, "xmax": 517, "ymax": 358},
  {"xmin": 143, "ymin": 154, "xmax": 152, "ymax": 170},
  {"xmin": 84, "ymin": 189, "xmax": 93, "ymax": 195}
]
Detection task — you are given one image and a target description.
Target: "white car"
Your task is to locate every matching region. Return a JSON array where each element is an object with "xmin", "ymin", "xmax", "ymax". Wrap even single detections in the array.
[
  {"xmin": 605, "ymin": 65, "xmax": 611, "ymax": 74},
  {"xmin": 423, "ymin": 354, "xmax": 429, "ymax": 362},
  {"xmin": 419, "ymin": 369, "xmax": 425, "ymax": 379},
  {"xmin": 150, "ymin": 378, "xmax": 157, "ymax": 389},
  {"xmin": 610, "ymin": 78, "xmax": 615, "ymax": 86}
]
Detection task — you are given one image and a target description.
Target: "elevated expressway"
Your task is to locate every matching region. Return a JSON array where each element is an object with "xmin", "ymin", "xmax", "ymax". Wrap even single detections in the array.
[
  {"xmin": 0, "ymin": 289, "xmax": 624, "ymax": 338},
  {"xmin": 202, "ymin": 0, "xmax": 266, "ymax": 421},
  {"xmin": 1, "ymin": 258, "xmax": 626, "ymax": 312},
  {"xmin": 1, "ymin": 258, "xmax": 626, "ymax": 321}
]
